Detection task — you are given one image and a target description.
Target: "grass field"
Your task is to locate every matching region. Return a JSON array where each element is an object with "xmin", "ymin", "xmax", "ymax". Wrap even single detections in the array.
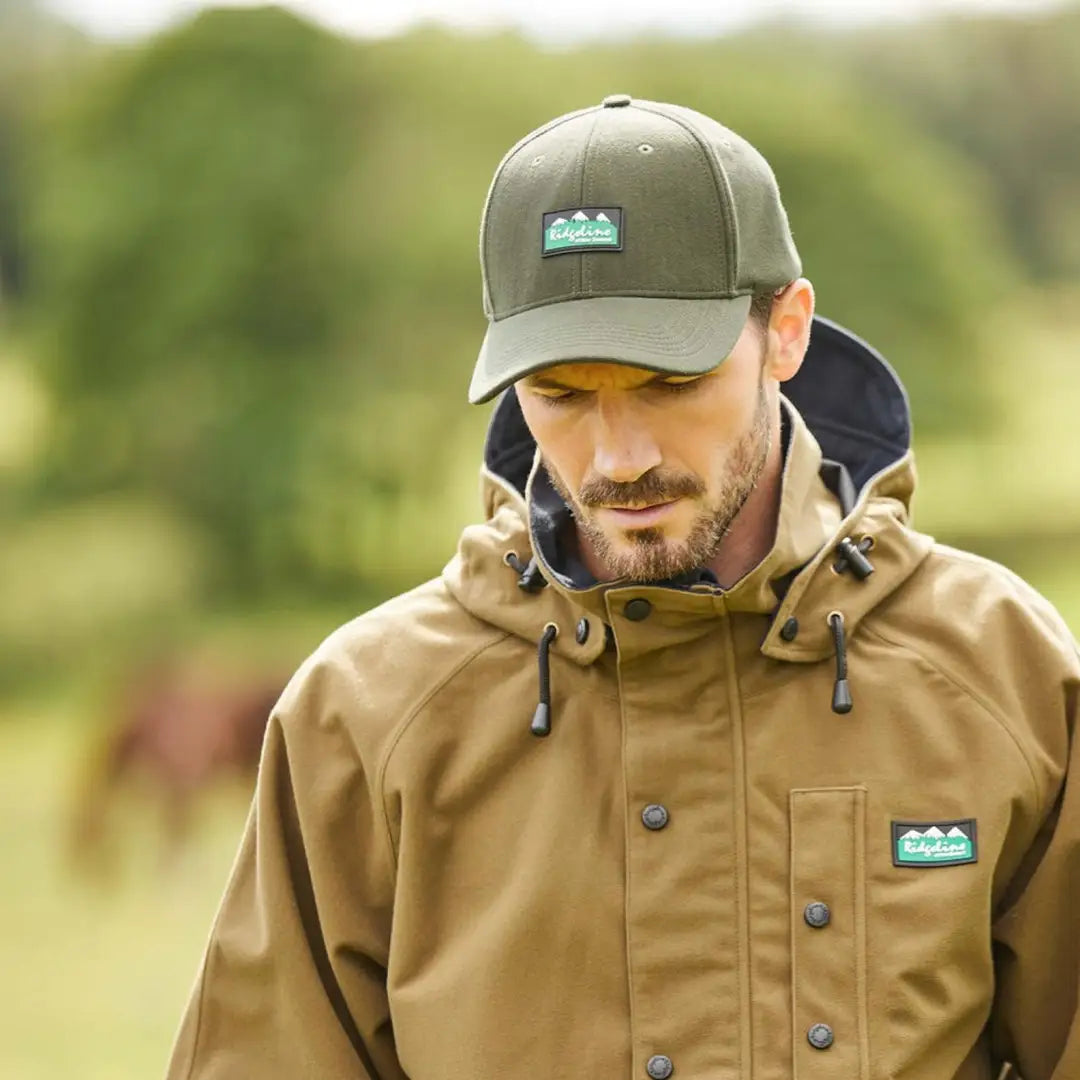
[{"xmin": 0, "ymin": 700, "xmax": 249, "ymax": 1080}]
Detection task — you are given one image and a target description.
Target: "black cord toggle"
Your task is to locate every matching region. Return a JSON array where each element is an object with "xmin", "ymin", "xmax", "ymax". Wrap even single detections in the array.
[
  {"xmin": 828, "ymin": 611, "xmax": 853, "ymax": 714},
  {"xmin": 833, "ymin": 537, "xmax": 875, "ymax": 581},
  {"xmin": 530, "ymin": 623, "xmax": 559, "ymax": 736}
]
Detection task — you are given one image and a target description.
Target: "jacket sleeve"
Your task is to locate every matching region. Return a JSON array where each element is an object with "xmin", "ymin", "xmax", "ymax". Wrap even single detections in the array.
[
  {"xmin": 991, "ymin": 640, "xmax": 1080, "ymax": 1080},
  {"xmin": 165, "ymin": 650, "xmax": 405, "ymax": 1080}
]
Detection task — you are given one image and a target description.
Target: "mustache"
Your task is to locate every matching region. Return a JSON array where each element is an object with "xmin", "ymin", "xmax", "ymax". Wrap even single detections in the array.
[{"xmin": 575, "ymin": 470, "xmax": 705, "ymax": 509}]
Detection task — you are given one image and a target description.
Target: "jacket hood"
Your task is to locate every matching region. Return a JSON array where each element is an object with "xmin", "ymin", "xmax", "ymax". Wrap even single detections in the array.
[{"xmin": 443, "ymin": 316, "xmax": 933, "ymax": 669}]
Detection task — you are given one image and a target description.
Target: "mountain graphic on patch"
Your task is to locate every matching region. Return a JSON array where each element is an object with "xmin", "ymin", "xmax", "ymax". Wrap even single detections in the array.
[
  {"xmin": 892, "ymin": 820, "xmax": 977, "ymax": 867},
  {"xmin": 542, "ymin": 207, "xmax": 623, "ymax": 255}
]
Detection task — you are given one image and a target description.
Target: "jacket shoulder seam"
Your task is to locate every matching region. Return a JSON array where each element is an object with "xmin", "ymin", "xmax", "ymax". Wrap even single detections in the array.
[
  {"xmin": 860, "ymin": 621, "xmax": 1045, "ymax": 818},
  {"xmin": 375, "ymin": 629, "xmax": 512, "ymax": 870},
  {"xmin": 927, "ymin": 543, "xmax": 1069, "ymax": 626}
]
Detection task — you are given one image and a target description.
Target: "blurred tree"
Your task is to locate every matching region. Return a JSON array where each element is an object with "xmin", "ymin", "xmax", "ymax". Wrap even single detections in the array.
[
  {"xmin": 845, "ymin": 5, "xmax": 1080, "ymax": 280},
  {"xmin": 22, "ymin": 9, "xmax": 1023, "ymax": 604},
  {"xmin": 0, "ymin": 116, "xmax": 21, "ymax": 302},
  {"xmin": 28, "ymin": 7, "xmax": 365, "ymax": 594},
  {"xmin": 0, "ymin": 0, "xmax": 88, "ymax": 304}
]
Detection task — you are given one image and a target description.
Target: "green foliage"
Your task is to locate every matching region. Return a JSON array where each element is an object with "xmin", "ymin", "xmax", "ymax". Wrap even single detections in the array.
[
  {"xmin": 8, "ymin": 6, "xmax": 1056, "ymax": 611},
  {"xmin": 0, "ymin": 0, "xmax": 88, "ymax": 305},
  {"xmin": 28, "ymin": 8, "xmax": 365, "ymax": 592},
  {"xmin": 844, "ymin": 5, "xmax": 1080, "ymax": 280}
]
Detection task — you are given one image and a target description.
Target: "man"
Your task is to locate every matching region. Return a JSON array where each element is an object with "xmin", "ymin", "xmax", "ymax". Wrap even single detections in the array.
[{"xmin": 167, "ymin": 96, "xmax": 1080, "ymax": 1079}]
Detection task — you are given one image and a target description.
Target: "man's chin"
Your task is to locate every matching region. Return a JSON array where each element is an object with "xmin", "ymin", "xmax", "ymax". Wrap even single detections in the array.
[{"xmin": 594, "ymin": 531, "xmax": 699, "ymax": 582}]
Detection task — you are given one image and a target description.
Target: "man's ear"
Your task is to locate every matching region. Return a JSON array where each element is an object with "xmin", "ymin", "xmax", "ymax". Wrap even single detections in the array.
[{"xmin": 766, "ymin": 278, "xmax": 815, "ymax": 384}]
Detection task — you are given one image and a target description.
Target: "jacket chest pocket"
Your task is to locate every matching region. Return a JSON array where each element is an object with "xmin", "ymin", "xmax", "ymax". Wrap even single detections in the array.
[{"xmin": 790, "ymin": 787, "xmax": 870, "ymax": 1079}]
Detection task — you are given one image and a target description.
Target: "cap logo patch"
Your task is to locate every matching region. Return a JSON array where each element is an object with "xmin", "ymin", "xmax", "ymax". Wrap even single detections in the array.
[
  {"xmin": 892, "ymin": 820, "xmax": 977, "ymax": 867},
  {"xmin": 542, "ymin": 207, "xmax": 622, "ymax": 256}
]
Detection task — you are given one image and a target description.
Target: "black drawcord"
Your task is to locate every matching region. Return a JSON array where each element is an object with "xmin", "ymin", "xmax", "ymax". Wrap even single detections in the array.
[
  {"xmin": 828, "ymin": 611, "xmax": 852, "ymax": 714},
  {"xmin": 504, "ymin": 551, "xmax": 528, "ymax": 575},
  {"xmin": 503, "ymin": 552, "xmax": 557, "ymax": 736},
  {"xmin": 531, "ymin": 623, "xmax": 559, "ymax": 737},
  {"xmin": 824, "ymin": 537, "xmax": 873, "ymax": 713},
  {"xmin": 503, "ymin": 551, "xmax": 547, "ymax": 593}
]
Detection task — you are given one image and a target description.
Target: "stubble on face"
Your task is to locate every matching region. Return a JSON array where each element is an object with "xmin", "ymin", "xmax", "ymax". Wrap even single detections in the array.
[{"xmin": 544, "ymin": 375, "xmax": 772, "ymax": 582}]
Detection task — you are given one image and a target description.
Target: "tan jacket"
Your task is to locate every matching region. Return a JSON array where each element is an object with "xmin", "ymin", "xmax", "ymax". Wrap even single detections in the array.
[{"xmin": 167, "ymin": 321, "xmax": 1080, "ymax": 1080}]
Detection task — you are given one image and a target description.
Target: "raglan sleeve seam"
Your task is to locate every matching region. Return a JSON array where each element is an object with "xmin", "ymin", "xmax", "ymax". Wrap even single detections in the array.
[
  {"xmin": 375, "ymin": 630, "xmax": 513, "ymax": 871},
  {"xmin": 860, "ymin": 622, "xmax": 1047, "ymax": 821}
]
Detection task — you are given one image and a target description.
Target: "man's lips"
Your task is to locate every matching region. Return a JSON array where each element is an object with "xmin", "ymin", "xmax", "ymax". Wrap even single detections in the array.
[{"xmin": 596, "ymin": 500, "xmax": 679, "ymax": 528}]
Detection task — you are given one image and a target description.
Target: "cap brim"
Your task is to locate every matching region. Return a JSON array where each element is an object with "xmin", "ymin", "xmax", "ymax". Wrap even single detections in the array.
[{"xmin": 469, "ymin": 294, "xmax": 752, "ymax": 404}]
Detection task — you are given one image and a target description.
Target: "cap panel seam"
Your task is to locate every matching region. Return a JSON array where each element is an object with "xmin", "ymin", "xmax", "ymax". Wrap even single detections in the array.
[
  {"xmin": 631, "ymin": 102, "xmax": 738, "ymax": 293},
  {"xmin": 480, "ymin": 105, "xmax": 597, "ymax": 317},
  {"xmin": 576, "ymin": 109, "xmax": 603, "ymax": 298}
]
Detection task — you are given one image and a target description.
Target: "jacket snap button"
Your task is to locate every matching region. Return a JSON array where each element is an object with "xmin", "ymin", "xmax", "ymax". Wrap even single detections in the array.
[
  {"xmin": 575, "ymin": 618, "xmax": 590, "ymax": 645},
  {"xmin": 624, "ymin": 598, "xmax": 652, "ymax": 621},
  {"xmin": 646, "ymin": 1054, "xmax": 673, "ymax": 1079},
  {"xmin": 807, "ymin": 1023, "xmax": 834, "ymax": 1050},
  {"xmin": 804, "ymin": 901, "xmax": 831, "ymax": 928},
  {"xmin": 642, "ymin": 804, "xmax": 669, "ymax": 830}
]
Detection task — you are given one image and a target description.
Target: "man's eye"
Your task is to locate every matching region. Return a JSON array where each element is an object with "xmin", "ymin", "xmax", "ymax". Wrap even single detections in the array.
[
  {"xmin": 536, "ymin": 390, "xmax": 580, "ymax": 404},
  {"xmin": 657, "ymin": 379, "xmax": 702, "ymax": 394}
]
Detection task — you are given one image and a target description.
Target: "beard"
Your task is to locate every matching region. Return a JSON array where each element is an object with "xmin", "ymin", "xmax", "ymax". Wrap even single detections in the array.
[{"xmin": 544, "ymin": 378, "xmax": 772, "ymax": 582}]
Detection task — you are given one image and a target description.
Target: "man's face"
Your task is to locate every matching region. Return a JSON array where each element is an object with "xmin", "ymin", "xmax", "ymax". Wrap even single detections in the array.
[{"xmin": 515, "ymin": 318, "xmax": 775, "ymax": 582}]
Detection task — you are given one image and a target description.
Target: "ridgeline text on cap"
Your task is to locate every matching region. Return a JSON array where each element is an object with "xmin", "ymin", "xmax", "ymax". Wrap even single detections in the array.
[{"xmin": 469, "ymin": 94, "xmax": 802, "ymax": 404}]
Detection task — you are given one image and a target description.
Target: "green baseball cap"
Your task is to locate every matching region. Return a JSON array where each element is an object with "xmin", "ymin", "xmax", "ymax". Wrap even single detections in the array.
[{"xmin": 469, "ymin": 94, "xmax": 802, "ymax": 404}]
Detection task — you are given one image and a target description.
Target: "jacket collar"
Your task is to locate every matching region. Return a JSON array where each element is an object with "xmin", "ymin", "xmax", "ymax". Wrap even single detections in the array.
[
  {"xmin": 524, "ymin": 399, "xmax": 844, "ymax": 628},
  {"xmin": 451, "ymin": 316, "xmax": 931, "ymax": 665}
]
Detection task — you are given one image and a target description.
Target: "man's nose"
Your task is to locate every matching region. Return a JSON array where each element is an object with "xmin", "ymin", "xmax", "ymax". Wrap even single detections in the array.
[{"xmin": 591, "ymin": 400, "xmax": 661, "ymax": 482}]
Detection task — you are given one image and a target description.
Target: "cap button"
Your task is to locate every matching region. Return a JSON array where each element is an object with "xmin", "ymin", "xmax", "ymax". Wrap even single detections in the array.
[{"xmin": 602, "ymin": 93, "xmax": 632, "ymax": 108}]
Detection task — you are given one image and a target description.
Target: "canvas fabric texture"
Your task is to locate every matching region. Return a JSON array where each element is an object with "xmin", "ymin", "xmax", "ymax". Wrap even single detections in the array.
[
  {"xmin": 166, "ymin": 366, "xmax": 1080, "ymax": 1079},
  {"xmin": 470, "ymin": 96, "xmax": 802, "ymax": 402}
]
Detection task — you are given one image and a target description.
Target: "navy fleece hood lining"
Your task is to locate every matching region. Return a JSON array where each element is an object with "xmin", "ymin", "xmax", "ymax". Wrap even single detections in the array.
[{"xmin": 483, "ymin": 315, "xmax": 912, "ymax": 504}]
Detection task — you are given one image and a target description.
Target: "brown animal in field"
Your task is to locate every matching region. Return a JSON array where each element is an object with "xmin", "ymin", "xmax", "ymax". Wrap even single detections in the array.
[{"xmin": 69, "ymin": 661, "xmax": 285, "ymax": 877}]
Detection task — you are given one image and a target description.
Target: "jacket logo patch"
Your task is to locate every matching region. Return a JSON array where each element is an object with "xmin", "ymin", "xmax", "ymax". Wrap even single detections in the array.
[
  {"xmin": 892, "ymin": 819, "xmax": 977, "ymax": 867},
  {"xmin": 541, "ymin": 207, "xmax": 622, "ymax": 255}
]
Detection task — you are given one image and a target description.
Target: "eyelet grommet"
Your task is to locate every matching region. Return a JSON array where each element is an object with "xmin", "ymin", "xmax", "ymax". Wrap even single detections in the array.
[
  {"xmin": 859, "ymin": 535, "xmax": 876, "ymax": 551},
  {"xmin": 638, "ymin": 143, "xmax": 654, "ymax": 154},
  {"xmin": 503, "ymin": 550, "xmax": 519, "ymax": 566}
]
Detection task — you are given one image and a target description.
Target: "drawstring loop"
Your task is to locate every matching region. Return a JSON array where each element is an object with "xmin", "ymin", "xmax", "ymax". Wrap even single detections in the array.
[
  {"xmin": 822, "ymin": 535, "xmax": 872, "ymax": 713},
  {"xmin": 503, "ymin": 551, "xmax": 529, "ymax": 575},
  {"xmin": 828, "ymin": 611, "xmax": 853, "ymax": 714},
  {"xmin": 503, "ymin": 550, "xmax": 547, "ymax": 593},
  {"xmin": 503, "ymin": 551, "xmax": 556, "ymax": 737},
  {"xmin": 531, "ymin": 623, "xmax": 559, "ymax": 737}
]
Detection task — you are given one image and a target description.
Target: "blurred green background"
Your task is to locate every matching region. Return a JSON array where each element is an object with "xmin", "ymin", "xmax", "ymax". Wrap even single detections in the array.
[{"xmin": 2, "ymin": 1, "xmax": 1080, "ymax": 1076}]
